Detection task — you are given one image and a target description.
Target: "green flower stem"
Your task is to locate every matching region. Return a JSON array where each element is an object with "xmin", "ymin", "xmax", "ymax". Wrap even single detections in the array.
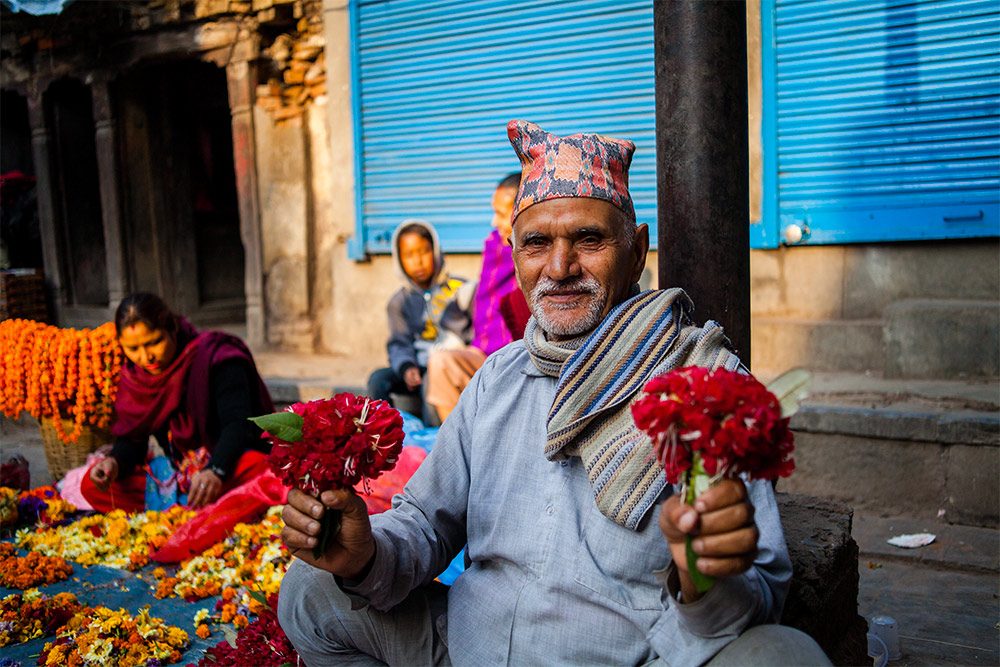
[
  {"xmin": 683, "ymin": 453, "xmax": 716, "ymax": 594},
  {"xmin": 313, "ymin": 508, "xmax": 342, "ymax": 561}
]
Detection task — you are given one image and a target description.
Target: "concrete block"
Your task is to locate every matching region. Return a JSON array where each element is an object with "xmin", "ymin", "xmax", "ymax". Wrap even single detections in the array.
[
  {"xmin": 843, "ymin": 240, "xmax": 1000, "ymax": 319},
  {"xmin": 780, "ymin": 432, "xmax": 947, "ymax": 517},
  {"xmin": 945, "ymin": 444, "xmax": 1000, "ymax": 528},
  {"xmin": 778, "ymin": 493, "xmax": 868, "ymax": 666},
  {"xmin": 884, "ymin": 299, "xmax": 1000, "ymax": 379},
  {"xmin": 751, "ymin": 318, "xmax": 884, "ymax": 376}
]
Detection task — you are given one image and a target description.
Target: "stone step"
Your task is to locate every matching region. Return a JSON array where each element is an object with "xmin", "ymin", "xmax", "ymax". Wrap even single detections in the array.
[
  {"xmin": 781, "ymin": 373, "xmax": 999, "ymax": 528},
  {"xmin": 884, "ymin": 298, "xmax": 1000, "ymax": 379},
  {"xmin": 751, "ymin": 317, "xmax": 884, "ymax": 377}
]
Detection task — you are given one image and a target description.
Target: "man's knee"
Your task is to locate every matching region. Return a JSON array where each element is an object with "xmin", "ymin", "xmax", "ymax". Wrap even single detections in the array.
[
  {"xmin": 278, "ymin": 559, "xmax": 352, "ymax": 654},
  {"xmin": 708, "ymin": 624, "xmax": 832, "ymax": 666}
]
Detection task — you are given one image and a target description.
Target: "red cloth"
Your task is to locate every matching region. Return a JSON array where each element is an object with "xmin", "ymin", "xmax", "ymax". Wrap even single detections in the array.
[
  {"xmin": 151, "ymin": 468, "xmax": 288, "ymax": 563},
  {"xmin": 112, "ymin": 318, "xmax": 274, "ymax": 453},
  {"xmin": 79, "ymin": 449, "xmax": 270, "ymax": 514},
  {"xmin": 499, "ymin": 288, "xmax": 531, "ymax": 341}
]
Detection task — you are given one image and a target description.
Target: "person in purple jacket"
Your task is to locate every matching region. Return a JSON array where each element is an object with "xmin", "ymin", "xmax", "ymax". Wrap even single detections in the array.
[{"xmin": 425, "ymin": 173, "xmax": 522, "ymax": 421}]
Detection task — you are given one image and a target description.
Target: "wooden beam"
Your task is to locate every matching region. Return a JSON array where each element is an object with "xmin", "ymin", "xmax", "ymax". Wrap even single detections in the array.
[
  {"xmin": 226, "ymin": 59, "xmax": 266, "ymax": 347},
  {"xmin": 90, "ymin": 79, "xmax": 129, "ymax": 312}
]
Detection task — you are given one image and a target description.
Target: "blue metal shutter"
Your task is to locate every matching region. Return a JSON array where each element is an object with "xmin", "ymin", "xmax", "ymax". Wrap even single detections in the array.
[
  {"xmin": 348, "ymin": 0, "xmax": 656, "ymax": 257},
  {"xmin": 755, "ymin": 0, "xmax": 1000, "ymax": 248}
]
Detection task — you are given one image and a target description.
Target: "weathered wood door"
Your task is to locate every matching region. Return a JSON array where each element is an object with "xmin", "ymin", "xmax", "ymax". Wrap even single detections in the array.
[{"xmin": 116, "ymin": 60, "xmax": 245, "ymax": 326}]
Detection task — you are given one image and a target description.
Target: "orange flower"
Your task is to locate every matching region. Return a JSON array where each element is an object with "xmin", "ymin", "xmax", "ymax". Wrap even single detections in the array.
[
  {"xmin": 196, "ymin": 623, "xmax": 211, "ymax": 639},
  {"xmin": 0, "ymin": 319, "xmax": 122, "ymax": 444}
]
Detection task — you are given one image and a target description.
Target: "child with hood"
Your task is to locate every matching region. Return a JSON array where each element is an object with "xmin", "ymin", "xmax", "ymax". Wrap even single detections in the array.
[{"xmin": 366, "ymin": 220, "xmax": 475, "ymax": 425}]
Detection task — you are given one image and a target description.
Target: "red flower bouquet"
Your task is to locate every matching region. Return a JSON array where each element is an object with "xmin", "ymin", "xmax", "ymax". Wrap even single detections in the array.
[
  {"xmin": 631, "ymin": 367, "xmax": 798, "ymax": 592},
  {"xmin": 251, "ymin": 393, "xmax": 404, "ymax": 558}
]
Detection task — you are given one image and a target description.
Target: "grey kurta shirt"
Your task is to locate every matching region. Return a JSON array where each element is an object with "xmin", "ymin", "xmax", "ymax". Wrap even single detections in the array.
[{"xmin": 345, "ymin": 341, "xmax": 792, "ymax": 666}]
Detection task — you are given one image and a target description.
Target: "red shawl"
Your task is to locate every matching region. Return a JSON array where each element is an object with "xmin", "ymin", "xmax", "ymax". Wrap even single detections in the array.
[{"xmin": 111, "ymin": 318, "xmax": 274, "ymax": 453}]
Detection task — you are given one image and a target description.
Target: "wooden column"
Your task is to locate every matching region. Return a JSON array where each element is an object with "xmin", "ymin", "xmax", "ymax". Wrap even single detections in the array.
[
  {"xmin": 654, "ymin": 0, "xmax": 751, "ymax": 363},
  {"xmin": 26, "ymin": 88, "xmax": 66, "ymax": 324},
  {"xmin": 226, "ymin": 59, "xmax": 266, "ymax": 347},
  {"xmin": 91, "ymin": 79, "xmax": 129, "ymax": 311}
]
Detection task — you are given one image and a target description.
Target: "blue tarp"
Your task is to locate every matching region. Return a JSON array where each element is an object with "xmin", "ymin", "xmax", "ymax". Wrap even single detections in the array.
[{"xmin": 2, "ymin": 0, "xmax": 74, "ymax": 15}]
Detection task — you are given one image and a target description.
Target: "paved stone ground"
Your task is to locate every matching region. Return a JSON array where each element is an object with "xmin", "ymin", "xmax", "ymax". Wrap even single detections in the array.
[{"xmin": 2, "ymin": 411, "xmax": 997, "ymax": 665}]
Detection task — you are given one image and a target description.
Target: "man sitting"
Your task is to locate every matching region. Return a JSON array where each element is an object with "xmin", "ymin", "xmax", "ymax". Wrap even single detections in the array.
[{"xmin": 277, "ymin": 120, "xmax": 830, "ymax": 666}]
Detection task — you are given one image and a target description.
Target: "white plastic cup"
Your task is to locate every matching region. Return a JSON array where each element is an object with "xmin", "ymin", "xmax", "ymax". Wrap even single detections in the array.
[
  {"xmin": 867, "ymin": 633, "xmax": 888, "ymax": 667},
  {"xmin": 870, "ymin": 616, "xmax": 901, "ymax": 661}
]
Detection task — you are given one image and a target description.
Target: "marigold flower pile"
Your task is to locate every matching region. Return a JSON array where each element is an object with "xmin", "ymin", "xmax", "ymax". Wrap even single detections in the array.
[
  {"xmin": 0, "ymin": 542, "xmax": 73, "ymax": 589},
  {"xmin": 15, "ymin": 507, "xmax": 194, "ymax": 570},
  {"xmin": 631, "ymin": 366, "xmax": 795, "ymax": 485},
  {"xmin": 0, "ymin": 588, "xmax": 86, "ymax": 647},
  {"xmin": 153, "ymin": 507, "xmax": 290, "ymax": 631},
  {"xmin": 265, "ymin": 393, "xmax": 405, "ymax": 496},
  {"xmin": 0, "ymin": 319, "xmax": 122, "ymax": 444},
  {"xmin": 38, "ymin": 604, "xmax": 189, "ymax": 667}
]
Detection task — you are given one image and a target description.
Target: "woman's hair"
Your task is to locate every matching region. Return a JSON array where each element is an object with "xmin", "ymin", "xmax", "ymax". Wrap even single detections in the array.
[{"xmin": 114, "ymin": 293, "xmax": 178, "ymax": 337}]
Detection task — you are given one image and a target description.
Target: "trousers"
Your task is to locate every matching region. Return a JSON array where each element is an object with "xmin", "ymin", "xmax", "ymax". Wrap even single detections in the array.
[{"xmin": 277, "ymin": 559, "xmax": 832, "ymax": 667}]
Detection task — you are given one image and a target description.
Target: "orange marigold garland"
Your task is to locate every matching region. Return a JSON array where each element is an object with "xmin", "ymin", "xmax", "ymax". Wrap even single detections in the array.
[{"xmin": 0, "ymin": 319, "xmax": 122, "ymax": 444}]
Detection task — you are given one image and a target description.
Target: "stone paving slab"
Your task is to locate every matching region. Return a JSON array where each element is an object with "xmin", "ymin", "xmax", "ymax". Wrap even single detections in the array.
[{"xmin": 853, "ymin": 514, "xmax": 999, "ymax": 574}]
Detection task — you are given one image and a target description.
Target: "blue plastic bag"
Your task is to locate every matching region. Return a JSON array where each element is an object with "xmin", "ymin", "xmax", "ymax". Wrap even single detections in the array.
[{"xmin": 145, "ymin": 455, "xmax": 187, "ymax": 510}]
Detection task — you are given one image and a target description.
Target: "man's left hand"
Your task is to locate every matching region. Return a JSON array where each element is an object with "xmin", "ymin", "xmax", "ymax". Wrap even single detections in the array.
[
  {"xmin": 188, "ymin": 469, "xmax": 223, "ymax": 508},
  {"xmin": 659, "ymin": 477, "xmax": 758, "ymax": 603}
]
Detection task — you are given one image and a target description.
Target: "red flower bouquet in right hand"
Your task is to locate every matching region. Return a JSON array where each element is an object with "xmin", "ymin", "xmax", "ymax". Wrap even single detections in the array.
[
  {"xmin": 631, "ymin": 367, "xmax": 797, "ymax": 592},
  {"xmin": 252, "ymin": 393, "xmax": 405, "ymax": 559}
]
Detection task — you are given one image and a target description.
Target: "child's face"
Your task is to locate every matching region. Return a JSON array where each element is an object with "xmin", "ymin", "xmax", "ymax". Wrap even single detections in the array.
[
  {"xmin": 399, "ymin": 231, "xmax": 435, "ymax": 289},
  {"xmin": 491, "ymin": 186, "xmax": 517, "ymax": 245}
]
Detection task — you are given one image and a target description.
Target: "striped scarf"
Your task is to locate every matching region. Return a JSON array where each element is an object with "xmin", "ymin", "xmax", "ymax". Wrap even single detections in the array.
[{"xmin": 524, "ymin": 288, "xmax": 741, "ymax": 530}]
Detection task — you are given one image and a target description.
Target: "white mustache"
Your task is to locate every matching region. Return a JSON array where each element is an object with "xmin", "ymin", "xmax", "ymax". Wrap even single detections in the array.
[{"xmin": 532, "ymin": 276, "xmax": 602, "ymax": 299}]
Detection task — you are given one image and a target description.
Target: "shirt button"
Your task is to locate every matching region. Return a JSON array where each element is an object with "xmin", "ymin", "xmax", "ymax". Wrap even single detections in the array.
[
  {"xmin": 560, "ymin": 461, "xmax": 569, "ymax": 468},
  {"xmin": 546, "ymin": 505, "xmax": 553, "ymax": 514}
]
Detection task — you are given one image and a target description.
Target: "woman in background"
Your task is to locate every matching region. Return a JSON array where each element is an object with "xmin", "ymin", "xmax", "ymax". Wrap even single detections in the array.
[{"xmin": 81, "ymin": 292, "xmax": 274, "ymax": 512}]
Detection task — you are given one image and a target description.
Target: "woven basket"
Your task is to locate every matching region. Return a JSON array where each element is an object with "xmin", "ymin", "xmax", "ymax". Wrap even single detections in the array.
[{"xmin": 38, "ymin": 416, "xmax": 111, "ymax": 480}]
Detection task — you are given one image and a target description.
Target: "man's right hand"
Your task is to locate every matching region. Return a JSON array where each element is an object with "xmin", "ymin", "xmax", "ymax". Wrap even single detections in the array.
[
  {"xmin": 89, "ymin": 457, "xmax": 119, "ymax": 489},
  {"xmin": 403, "ymin": 366, "xmax": 423, "ymax": 391},
  {"xmin": 281, "ymin": 487, "xmax": 376, "ymax": 580}
]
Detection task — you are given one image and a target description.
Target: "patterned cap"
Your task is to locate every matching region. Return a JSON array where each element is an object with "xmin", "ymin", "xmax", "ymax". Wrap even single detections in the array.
[{"xmin": 507, "ymin": 119, "xmax": 636, "ymax": 223}]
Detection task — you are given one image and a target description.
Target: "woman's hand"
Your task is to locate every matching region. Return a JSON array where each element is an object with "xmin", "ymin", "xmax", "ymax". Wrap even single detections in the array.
[
  {"xmin": 188, "ymin": 469, "xmax": 223, "ymax": 508},
  {"xmin": 281, "ymin": 488, "xmax": 376, "ymax": 580},
  {"xmin": 89, "ymin": 457, "xmax": 119, "ymax": 489}
]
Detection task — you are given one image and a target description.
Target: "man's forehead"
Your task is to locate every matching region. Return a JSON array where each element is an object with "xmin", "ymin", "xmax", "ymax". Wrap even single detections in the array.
[{"xmin": 514, "ymin": 197, "xmax": 623, "ymax": 233}]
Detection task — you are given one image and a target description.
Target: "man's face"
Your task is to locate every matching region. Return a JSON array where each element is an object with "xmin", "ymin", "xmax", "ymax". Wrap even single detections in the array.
[
  {"xmin": 512, "ymin": 197, "xmax": 648, "ymax": 340},
  {"xmin": 491, "ymin": 186, "xmax": 517, "ymax": 245}
]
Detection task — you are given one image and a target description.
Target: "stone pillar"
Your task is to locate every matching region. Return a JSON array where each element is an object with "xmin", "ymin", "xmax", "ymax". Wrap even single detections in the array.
[
  {"xmin": 91, "ymin": 79, "xmax": 129, "ymax": 311},
  {"xmin": 654, "ymin": 0, "xmax": 751, "ymax": 363},
  {"xmin": 226, "ymin": 59, "xmax": 267, "ymax": 347},
  {"xmin": 26, "ymin": 88, "xmax": 65, "ymax": 324}
]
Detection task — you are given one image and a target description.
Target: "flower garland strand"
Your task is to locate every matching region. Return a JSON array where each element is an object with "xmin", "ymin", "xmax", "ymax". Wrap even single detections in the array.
[{"xmin": 0, "ymin": 319, "xmax": 122, "ymax": 444}]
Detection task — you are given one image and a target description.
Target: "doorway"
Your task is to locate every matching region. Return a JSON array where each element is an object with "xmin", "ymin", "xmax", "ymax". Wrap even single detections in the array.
[{"xmin": 116, "ymin": 60, "xmax": 245, "ymax": 326}]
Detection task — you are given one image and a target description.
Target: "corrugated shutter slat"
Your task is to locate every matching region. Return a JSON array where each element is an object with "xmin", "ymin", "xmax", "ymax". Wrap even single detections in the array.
[{"xmin": 351, "ymin": 0, "xmax": 656, "ymax": 254}]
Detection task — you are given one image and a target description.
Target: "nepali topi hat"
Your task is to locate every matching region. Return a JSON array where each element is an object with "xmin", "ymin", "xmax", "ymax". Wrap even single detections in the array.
[{"xmin": 506, "ymin": 119, "xmax": 636, "ymax": 223}]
